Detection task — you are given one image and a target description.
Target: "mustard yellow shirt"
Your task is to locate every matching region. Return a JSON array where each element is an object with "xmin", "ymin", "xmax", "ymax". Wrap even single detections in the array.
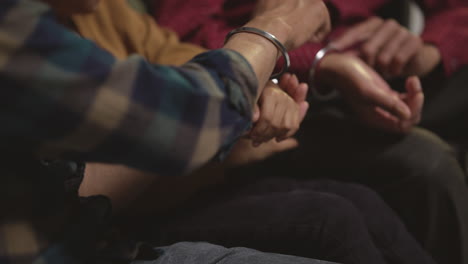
[{"xmin": 72, "ymin": 0, "xmax": 205, "ymax": 65}]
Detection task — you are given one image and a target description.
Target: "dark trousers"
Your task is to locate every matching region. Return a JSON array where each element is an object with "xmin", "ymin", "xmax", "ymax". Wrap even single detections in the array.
[
  {"xmin": 140, "ymin": 179, "xmax": 435, "ymax": 264},
  {"xmin": 266, "ymin": 119, "xmax": 467, "ymax": 264},
  {"xmin": 420, "ymin": 66, "xmax": 468, "ymax": 170},
  {"xmin": 250, "ymin": 66, "xmax": 468, "ymax": 264},
  {"xmin": 135, "ymin": 68, "xmax": 468, "ymax": 264}
]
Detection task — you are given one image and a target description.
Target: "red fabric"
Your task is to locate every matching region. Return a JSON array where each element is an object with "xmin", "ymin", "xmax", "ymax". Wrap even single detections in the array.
[{"xmin": 154, "ymin": 0, "xmax": 468, "ymax": 80}]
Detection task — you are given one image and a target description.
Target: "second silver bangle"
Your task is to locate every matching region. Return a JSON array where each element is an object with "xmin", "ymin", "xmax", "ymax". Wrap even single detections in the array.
[
  {"xmin": 308, "ymin": 44, "xmax": 340, "ymax": 86},
  {"xmin": 308, "ymin": 44, "xmax": 341, "ymax": 101}
]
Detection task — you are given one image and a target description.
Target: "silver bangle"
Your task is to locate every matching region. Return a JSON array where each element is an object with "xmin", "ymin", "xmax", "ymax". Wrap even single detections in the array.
[
  {"xmin": 308, "ymin": 44, "xmax": 340, "ymax": 101},
  {"xmin": 308, "ymin": 44, "xmax": 340, "ymax": 86},
  {"xmin": 225, "ymin": 27, "xmax": 290, "ymax": 79}
]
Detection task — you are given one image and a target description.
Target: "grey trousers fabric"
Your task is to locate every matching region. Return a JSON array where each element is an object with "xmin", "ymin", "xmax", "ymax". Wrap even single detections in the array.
[{"xmin": 132, "ymin": 242, "xmax": 336, "ymax": 264}]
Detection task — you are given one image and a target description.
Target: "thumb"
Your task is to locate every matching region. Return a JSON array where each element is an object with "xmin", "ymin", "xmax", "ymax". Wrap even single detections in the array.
[{"xmin": 404, "ymin": 76, "xmax": 424, "ymax": 122}]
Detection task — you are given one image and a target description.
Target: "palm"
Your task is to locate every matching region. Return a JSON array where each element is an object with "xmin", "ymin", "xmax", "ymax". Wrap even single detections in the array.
[{"xmin": 330, "ymin": 55, "xmax": 422, "ymax": 133}]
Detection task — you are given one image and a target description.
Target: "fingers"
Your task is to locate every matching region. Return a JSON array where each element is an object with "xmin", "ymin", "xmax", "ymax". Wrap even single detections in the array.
[
  {"xmin": 361, "ymin": 19, "xmax": 400, "ymax": 67},
  {"xmin": 279, "ymin": 73, "xmax": 308, "ymax": 103},
  {"xmin": 280, "ymin": 73, "xmax": 298, "ymax": 100},
  {"xmin": 295, "ymin": 83, "xmax": 309, "ymax": 103},
  {"xmin": 271, "ymin": 96, "xmax": 290, "ymax": 141},
  {"xmin": 356, "ymin": 77, "xmax": 423, "ymax": 134},
  {"xmin": 390, "ymin": 37, "xmax": 423, "ymax": 76},
  {"xmin": 356, "ymin": 105, "xmax": 405, "ymax": 134},
  {"xmin": 251, "ymin": 74, "xmax": 309, "ymax": 145},
  {"xmin": 356, "ymin": 87, "xmax": 412, "ymax": 132},
  {"xmin": 250, "ymin": 89, "xmax": 303, "ymax": 145},
  {"xmin": 333, "ymin": 17, "xmax": 424, "ymax": 79},
  {"xmin": 403, "ymin": 76, "xmax": 424, "ymax": 124},
  {"xmin": 373, "ymin": 107, "xmax": 403, "ymax": 132},
  {"xmin": 278, "ymin": 73, "xmax": 292, "ymax": 91},
  {"xmin": 360, "ymin": 63, "xmax": 411, "ymax": 119},
  {"xmin": 250, "ymin": 94, "xmax": 283, "ymax": 146},
  {"xmin": 277, "ymin": 75, "xmax": 308, "ymax": 139},
  {"xmin": 354, "ymin": 104, "xmax": 396, "ymax": 132},
  {"xmin": 277, "ymin": 105, "xmax": 301, "ymax": 141},
  {"xmin": 331, "ymin": 17, "xmax": 384, "ymax": 50},
  {"xmin": 361, "ymin": 76, "xmax": 411, "ymax": 120},
  {"xmin": 396, "ymin": 77, "xmax": 423, "ymax": 133},
  {"xmin": 376, "ymin": 27, "xmax": 410, "ymax": 75}
]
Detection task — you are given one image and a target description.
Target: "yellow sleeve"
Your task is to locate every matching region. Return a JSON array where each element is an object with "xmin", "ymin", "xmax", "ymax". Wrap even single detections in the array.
[{"xmin": 72, "ymin": 0, "xmax": 206, "ymax": 65}]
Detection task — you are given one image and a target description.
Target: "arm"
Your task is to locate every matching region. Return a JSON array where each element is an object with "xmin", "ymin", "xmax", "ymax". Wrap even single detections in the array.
[
  {"xmin": 82, "ymin": 74, "xmax": 309, "ymax": 213},
  {"xmin": 1, "ymin": 0, "xmax": 329, "ymax": 176},
  {"xmin": 154, "ymin": 0, "xmax": 334, "ymax": 83},
  {"xmin": 315, "ymin": 53, "xmax": 423, "ymax": 133},
  {"xmin": 0, "ymin": 0, "xmax": 257, "ymax": 176}
]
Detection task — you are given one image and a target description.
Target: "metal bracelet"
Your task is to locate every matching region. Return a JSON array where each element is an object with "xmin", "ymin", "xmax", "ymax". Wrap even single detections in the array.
[
  {"xmin": 307, "ymin": 44, "xmax": 341, "ymax": 101},
  {"xmin": 225, "ymin": 27, "xmax": 290, "ymax": 79},
  {"xmin": 308, "ymin": 43, "xmax": 340, "ymax": 86}
]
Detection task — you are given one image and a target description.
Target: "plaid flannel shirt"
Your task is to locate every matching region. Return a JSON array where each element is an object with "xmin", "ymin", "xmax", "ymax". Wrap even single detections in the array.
[{"xmin": 0, "ymin": 0, "xmax": 258, "ymax": 263}]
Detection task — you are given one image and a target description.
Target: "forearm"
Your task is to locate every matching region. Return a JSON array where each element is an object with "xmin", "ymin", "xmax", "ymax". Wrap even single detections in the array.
[
  {"xmin": 224, "ymin": 35, "xmax": 276, "ymax": 98},
  {"xmin": 80, "ymin": 163, "xmax": 157, "ymax": 212},
  {"xmin": 80, "ymin": 161, "xmax": 227, "ymax": 214},
  {"xmin": 0, "ymin": 0, "xmax": 257, "ymax": 176}
]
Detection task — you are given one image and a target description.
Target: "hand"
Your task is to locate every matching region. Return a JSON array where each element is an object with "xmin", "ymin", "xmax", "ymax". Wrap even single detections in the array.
[
  {"xmin": 331, "ymin": 17, "xmax": 440, "ymax": 78},
  {"xmin": 249, "ymin": 0, "xmax": 331, "ymax": 50},
  {"xmin": 225, "ymin": 137, "xmax": 299, "ymax": 167},
  {"xmin": 317, "ymin": 53, "xmax": 423, "ymax": 133},
  {"xmin": 250, "ymin": 74, "xmax": 309, "ymax": 145},
  {"xmin": 404, "ymin": 44, "xmax": 441, "ymax": 77},
  {"xmin": 352, "ymin": 76, "xmax": 423, "ymax": 133}
]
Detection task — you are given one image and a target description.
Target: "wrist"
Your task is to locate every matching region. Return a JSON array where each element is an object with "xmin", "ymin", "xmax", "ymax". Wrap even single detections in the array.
[
  {"xmin": 244, "ymin": 17, "xmax": 292, "ymax": 50},
  {"xmin": 225, "ymin": 29, "xmax": 279, "ymax": 58},
  {"xmin": 314, "ymin": 53, "xmax": 345, "ymax": 85},
  {"xmin": 225, "ymin": 27, "xmax": 290, "ymax": 80},
  {"xmin": 308, "ymin": 52, "xmax": 344, "ymax": 101}
]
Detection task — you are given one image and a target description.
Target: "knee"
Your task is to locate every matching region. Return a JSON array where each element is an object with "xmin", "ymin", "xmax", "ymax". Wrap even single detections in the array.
[
  {"xmin": 380, "ymin": 128, "xmax": 465, "ymax": 188},
  {"xmin": 309, "ymin": 192, "xmax": 369, "ymax": 242},
  {"xmin": 334, "ymin": 183, "xmax": 390, "ymax": 214},
  {"xmin": 335, "ymin": 183, "xmax": 409, "ymax": 246}
]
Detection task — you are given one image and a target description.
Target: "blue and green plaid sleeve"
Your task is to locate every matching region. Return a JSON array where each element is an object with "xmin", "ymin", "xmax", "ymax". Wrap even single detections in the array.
[{"xmin": 0, "ymin": 0, "xmax": 258, "ymax": 176}]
